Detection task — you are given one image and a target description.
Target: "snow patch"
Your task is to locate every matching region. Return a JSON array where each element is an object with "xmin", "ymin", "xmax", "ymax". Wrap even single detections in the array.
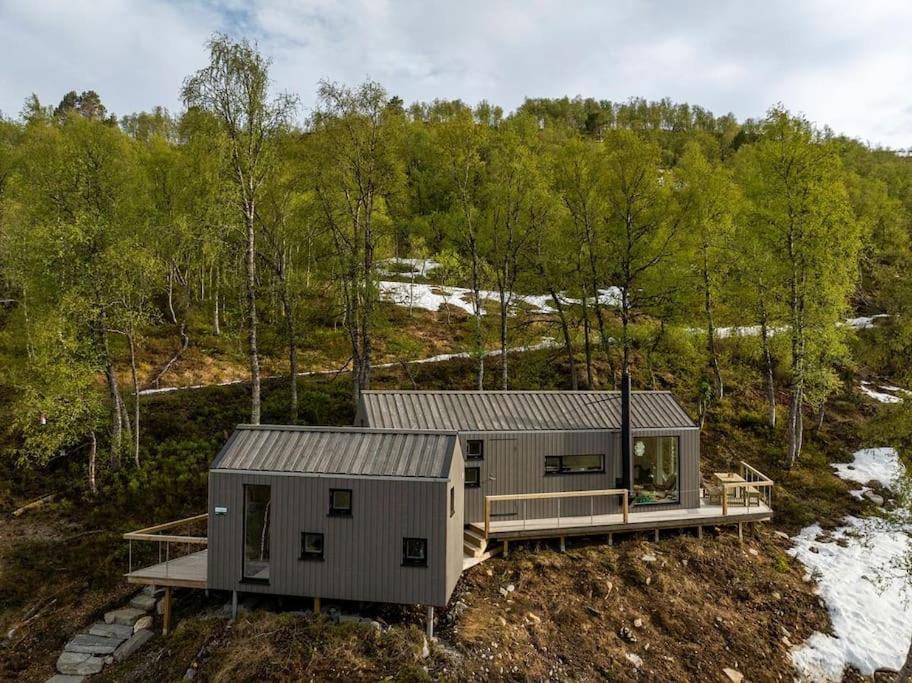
[
  {"xmin": 859, "ymin": 381, "xmax": 904, "ymax": 404},
  {"xmin": 844, "ymin": 314, "xmax": 889, "ymax": 330},
  {"xmin": 790, "ymin": 448, "xmax": 912, "ymax": 680},
  {"xmin": 376, "ymin": 258, "xmax": 441, "ymax": 278}
]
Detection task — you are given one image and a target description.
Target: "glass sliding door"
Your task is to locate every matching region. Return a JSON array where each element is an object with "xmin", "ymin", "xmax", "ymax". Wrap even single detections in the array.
[
  {"xmin": 632, "ymin": 436, "xmax": 679, "ymax": 504},
  {"xmin": 243, "ymin": 484, "xmax": 271, "ymax": 581}
]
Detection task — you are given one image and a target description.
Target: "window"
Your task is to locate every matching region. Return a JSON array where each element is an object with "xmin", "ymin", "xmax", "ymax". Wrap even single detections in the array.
[
  {"xmin": 466, "ymin": 439, "xmax": 484, "ymax": 460},
  {"xmin": 402, "ymin": 537, "xmax": 428, "ymax": 567},
  {"xmin": 450, "ymin": 487, "xmax": 456, "ymax": 516},
  {"xmin": 465, "ymin": 466, "xmax": 480, "ymax": 487},
  {"xmin": 300, "ymin": 532, "xmax": 324, "ymax": 561},
  {"xmin": 633, "ymin": 436, "xmax": 679, "ymax": 505},
  {"xmin": 545, "ymin": 454, "xmax": 605, "ymax": 475},
  {"xmin": 243, "ymin": 485, "xmax": 271, "ymax": 582},
  {"xmin": 329, "ymin": 488, "xmax": 352, "ymax": 516}
]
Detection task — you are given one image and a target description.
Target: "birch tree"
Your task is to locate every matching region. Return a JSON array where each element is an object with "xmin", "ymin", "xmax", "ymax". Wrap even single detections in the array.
[{"xmin": 182, "ymin": 34, "xmax": 296, "ymax": 424}]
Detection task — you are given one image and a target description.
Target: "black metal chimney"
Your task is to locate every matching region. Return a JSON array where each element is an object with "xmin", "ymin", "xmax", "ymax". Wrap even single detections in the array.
[{"xmin": 621, "ymin": 371, "xmax": 632, "ymax": 496}]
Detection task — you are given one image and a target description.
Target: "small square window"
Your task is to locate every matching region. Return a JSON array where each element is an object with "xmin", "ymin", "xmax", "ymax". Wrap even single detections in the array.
[
  {"xmin": 466, "ymin": 439, "xmax": 484, "ymax": 460},
  {"xmin": 465, "ymin": 466, "xmax": 480, "ymax": 487},
  {"xmin": 301, "ymin": 532, "xmax": 324, "ymax": 561},
  {"xmin": 403, "ymin": 537, "xmax": 427, "ymax": 567},
  {"xmin": 329, "ymin": 488, "xmax": 352, "ymax": 516}
]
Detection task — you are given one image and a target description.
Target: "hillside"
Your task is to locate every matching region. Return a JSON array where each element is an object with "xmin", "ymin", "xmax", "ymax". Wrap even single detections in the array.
[{"xmin": 0, "ymin": 338, "xmax": 894, "ymax": 682}]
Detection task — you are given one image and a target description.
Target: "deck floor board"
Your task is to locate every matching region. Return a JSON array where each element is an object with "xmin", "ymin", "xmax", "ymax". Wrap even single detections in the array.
[{"xmin": 126, "ymin": 549, "xmax": 208, "ymax": 589}]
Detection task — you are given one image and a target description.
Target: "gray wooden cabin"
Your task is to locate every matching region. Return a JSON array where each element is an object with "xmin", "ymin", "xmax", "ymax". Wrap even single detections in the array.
[
  {"xmin": 206, "ymin": 426, "xmax": 465, "ymax": 608},
  {"xmin": 356, "ymin": 390, "xmax": 700, "ymax": 524}
]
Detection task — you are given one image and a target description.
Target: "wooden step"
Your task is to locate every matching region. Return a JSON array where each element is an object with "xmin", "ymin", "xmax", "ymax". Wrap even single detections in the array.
[
  {"xmin": 463, "ymin": 542, "xmax": 484, "ymax": 558},
  {"xmin": 463, "ymin": 527, "xmax": 487, "ymax": 549}
]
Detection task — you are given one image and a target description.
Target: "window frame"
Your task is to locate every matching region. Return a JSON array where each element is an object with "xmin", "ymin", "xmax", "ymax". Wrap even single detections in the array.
[
  {"xmin": 300, "ymin": 531, "xmax": 325, "ymax": 561},
  {"xmin": 464, "ymin": 466, "xmax": 481, "ymax": 488},
  {"xmin": 450, "ymin": 487, "xmax": 456, "ymax": 517},
  {"xmin": 465, "ymin": 439, "xmax": 484, "ymax": 460},
  {"xmin": 632, "ymin": 435, "xmax": 681, "ymax": 506},
  {"xmin": 242, "ymin": 484, "xmax": 271, "ymax": 584},
  {"xmin": 544, "ymin": 454, "xmax": 605, "ymax": 475},
  {"xmin": 402, "ymin": 537, "xmax": 428, "ymax": 567},
  {"xmin": 328, "ymin": 488, "xmax": 353, "ymax": 517}
]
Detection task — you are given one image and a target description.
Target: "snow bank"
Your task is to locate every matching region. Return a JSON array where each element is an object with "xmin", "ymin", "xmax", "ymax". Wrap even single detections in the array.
[
  {"xmin": 845, "ymin": 314, "xmax": 890, "ymax": 330},
  {"xmin": 378, "ymin": 281, "xmax": 621, "ymax": 316},
  {"xmin": 376, "ymin": 258, "xmax": 441, "ymax": 278},
  {"xmin": 832, "ymin": 447, "xmax": 903, "ymax": 490},
  {"xmin": 790, "ymin": 448, "xmax": 912, "ymax": 680},
  {"xmin": 860, "ymin": 381, "xmax": 906, "ymax": 404}
]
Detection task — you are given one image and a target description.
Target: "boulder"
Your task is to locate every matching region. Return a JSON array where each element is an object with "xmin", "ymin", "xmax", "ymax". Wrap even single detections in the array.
[
  {"xmin": 63, "ymin": 633, "xmax": 122, "ymax": 655},
  {"xmin": 113, "ymin": 629, "xmax": 154, "ymax": 663},
  {"xmin": 723, "ymin": 668, "xmax": 744, "ymax": 683},
  {"xmin": 130, "ymin": 593, "xmax": 157, "ymax": 611},
  {"xmin": 56, "ymin": 652, "xmax": 104, "ymax": 676},
  {"xmin": 420, "ymin": 636, "xmax": 430, "ymax": 659},
  {"xmin": 864, "ymin": 490, "xmax": 885, "ymax": 507},
  {"xmin": 89, "ymin": 622, "xmax": 133, "ymax": 640},
  {"xmin": 104, "ymin": 607, "xmax": 145, "ymax": 626},
  {"xmin": 134, "ymin": 616, "xmax": 153, "ymax": 633},
  {"xmin": 626, "ymin": 652, "xmax": 643, "ymax": 668},
  {"xmin": 641, "ymin": 554, "xmax": 657, "ymax": 563},
  {"xmin": 46, "ymin": 675, "xmax": 87, "ymax": 683}
]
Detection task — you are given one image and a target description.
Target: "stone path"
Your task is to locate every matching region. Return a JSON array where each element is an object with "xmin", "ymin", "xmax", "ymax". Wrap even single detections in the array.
[{"xmin": 48, "ymin": 587, "xmax": 162, "ymax": 681}]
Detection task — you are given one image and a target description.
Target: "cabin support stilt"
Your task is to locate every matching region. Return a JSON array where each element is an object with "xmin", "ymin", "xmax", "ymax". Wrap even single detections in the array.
[
  {"xmin": 426, "ymin": 605, "xmax": 435, "ymax": 639},
  {"xmin": 559, "ymin": 537, "xmax": 566, "ymax": 552},
  {"xmin": 608, "ymin": 533, "xmax": 613, "ymax": 546},
  {"xmin": 162, "ymin": 586, "xmax": 172, "ymax": 636},
  {"xmin": 502, "ymin": 540, "xmax": 509, "ymax": 558},
  {"xmin": 231, "ymin": 590, "xmax": 237, "ymax": 620},
  {"xmin": 654, "ymin": 529, "xmax": 659, "ymax": 542},
  {"xmin": 738, "ymin": 522, "xmax": 743, "ymax": 544},
  {"xmin": 697, "ymin": 525, "xmax": 703, "ymax": 540},
  {"xmin": 314, "ymin": 597, "xmax": 321, "ymax": 614}
]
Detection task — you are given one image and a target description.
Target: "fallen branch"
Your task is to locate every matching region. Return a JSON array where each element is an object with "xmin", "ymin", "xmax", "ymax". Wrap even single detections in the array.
[
  {"xmin": 149, "ymin": 320, "xmax": 190, "ymax": 389},
  {"xmin": 11, "ymin": 494, "xmax": 55, "ymax": 517},
  {"xmin": 5, "ymin": 598, "xmax": 57, "ymax": 640}
]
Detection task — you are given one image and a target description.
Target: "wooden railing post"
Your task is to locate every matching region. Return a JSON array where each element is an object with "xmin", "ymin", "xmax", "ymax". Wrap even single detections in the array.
[
  {"xmin": 722, "ymin": 486, "xmax": 728, "ymax": 516},
  {"xmin": 622, "ymin": 495, "xmax": 629, "ymax": 524},
  {"xmin": 484, "ymin": 497, "xmax": 490, "ymax": 539}
]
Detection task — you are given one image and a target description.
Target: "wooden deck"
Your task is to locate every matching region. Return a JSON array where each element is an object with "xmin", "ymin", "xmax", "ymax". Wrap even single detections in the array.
[
  {"xmin": 125, "ymin": 549, "xmax": 208, "ymax": 589},
  {"xmin": 470, "ymin": 499, "xmax": 771, "ymax": 542}
]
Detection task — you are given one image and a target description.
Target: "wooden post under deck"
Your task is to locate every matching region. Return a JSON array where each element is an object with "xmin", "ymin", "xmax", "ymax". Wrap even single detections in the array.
[
  {"xmin": 697, "ymin": 526, "xmax": 703, "ymax": 540},
  {"xmin": 426, "ymin": 605, "xmax": 434, "ymax": 639},
  {"xmin": 559, "ymin": 537, "xmax": 566, "ymax": 552},
  {"xmin": 231, "ymin": 590, "xmax": 237, "ymax": 620},
  {"xmin": 314, "ymin": 597, "xmax": 321, "ymax": 614},
  {"xmin": 502, "ymin": 540, "xmax": 509, "ymax": 558},
  {"xmin": 163, "ymin": 586, "xmax": 172, "ymax": 636},
  {"xmin": 738, "ymin": 522, "xmax": 743, "ymax": 543}
]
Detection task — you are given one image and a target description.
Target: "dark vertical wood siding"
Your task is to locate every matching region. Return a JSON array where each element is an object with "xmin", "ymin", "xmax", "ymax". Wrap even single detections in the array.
[
  {"xmin": 459, "ymin": 428, "xmax": 700, "ymax": 523},
  {"xmin": 207, "ymin": 469, "xmax": 460, "ymax": 606}
]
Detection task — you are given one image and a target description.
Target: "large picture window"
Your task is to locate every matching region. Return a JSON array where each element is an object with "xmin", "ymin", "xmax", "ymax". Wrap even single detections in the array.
[
  {"xmin": 633, "ymin": 436, "xmax": 679, "ymax": 504},
  {"xmin": 545, "ymin": 454, "xmax": 605, "ymax": 475},
  {"xmin": 243, "ymin": 484, "xmax": 271, "ymax": 581}
]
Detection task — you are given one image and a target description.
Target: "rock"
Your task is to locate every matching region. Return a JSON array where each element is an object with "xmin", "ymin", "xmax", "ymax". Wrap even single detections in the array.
[
  {"xmin": 183, "ymin": 668, "xmax": 197, "ymax": 680},
  {"xmin": 46, "ymin": 675, "xmax": 87, "ymax": 683},
  {"xmin": 420, "ymin": 636, "xmax": 430, "ymax": 659},
  {"xmin": 89, "ymin": 622, "xmax": 133, "ymax": 640},
  {"xmin": 56, "ymin": 652, "xmax": 104, "ymax": 676},
  {"xmin": 782, "ymin": 636, "xmax": 792, "ymax": 648},
  {"xmin": 773, "ymin": 530, "xmax": 790, "ymax": 540},
  {"xmin": 618, "ymin": 626, "xmax": 637, "ymax": 643},
  {"xmin": 64, "ymin": 633, "xmax": 122, "ymax": 655},
  {"xmin": 633, "ymin": 618, "xmax": 644, "ymax": 628},
  {"xmin": 748, "ymin": 548, "xmax": 759, "ymax": 556},
  {"xmin": 505, "ymin": 584, "xmax": 515, "ymax": 593},
  {"xmin": 497, "ymin": 616, "xmax": 507, "ymax": 626},
  {"xmin": 772, "ymin": 592, "xmax": 782, "ymax": 601},
  {"xmin": 113, "ymin": 629, "xmax": 154, "ymax": 662},
  {"xmin": 499, "ymin": 587, "xmax": 509, "ymax": 597},
  {"xmin": 864, "ymin": 491, "xmax": 885, "ymax": 506},
  {"xmin": 104, "ymin": 656, "xmax": 113, "ymax": 665},
  {"xmin": 526, "ymin": 612, "xmax": 541, "ymax": 624},
  {"xmin": 141, "ymin": 586, "xmax": 164, "ymax": 597},
  {"xmin": 645, "ymin": 576, "xmax": 652, "ymax": 586},
  {"xmin": 130, "ymin": 593, "xmax": 157, "ymax": 611},
  {"xmin": 723, "ymin": 668, "xmax": 744, "ymax": 683},
  {"xmin": 104, "ymin": 607, "xmax": 146, "ymax": 626},
  {"xmin": 156, "ymin": 599, "xmax": 165, "ymax": 615},
  {"xmin": 641, "ymin": 553, "xmax": 657, "ymax": 563},
  {"xmin": 134, "ymin": 616, "xmax": 153, "ymax": 633},
  {"xmin": 605, "ymin": 580, "xmax": 614, "ymax": 594},
  {"xmin": 585, "ymin": 605, "xmax": 602, "ymax": 617},
  {"xmin": 626, "ymin": 652, "xmax": 643, "ymax": 668},
  {"xmin": 809, "ymin": 546, "xmax": 819, "ymax": 554}
]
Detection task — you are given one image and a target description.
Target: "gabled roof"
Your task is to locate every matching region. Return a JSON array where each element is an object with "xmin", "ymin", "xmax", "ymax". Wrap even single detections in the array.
[
  {"xmin": 359, "ymin": 390, "xmax": 697, "ymax": 431},
  {"xmin": 211, "ymin": 425, "xmax": 458, "ymax": 479}
]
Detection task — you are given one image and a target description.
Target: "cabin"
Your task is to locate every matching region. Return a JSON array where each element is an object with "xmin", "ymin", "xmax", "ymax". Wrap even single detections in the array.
[{"xmin": 124, "ymin": 390, "xmax": 773, "ymax": 636}]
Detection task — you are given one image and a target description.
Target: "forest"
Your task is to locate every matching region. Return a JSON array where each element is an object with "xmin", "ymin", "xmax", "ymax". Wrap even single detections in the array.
[
  {"xmin": 1, "ymin": 33, "xmax": 910, "ymax": 496},
  {"xmin": 4, "ymin": 32, "xmax": 912, "ymax": 682}
]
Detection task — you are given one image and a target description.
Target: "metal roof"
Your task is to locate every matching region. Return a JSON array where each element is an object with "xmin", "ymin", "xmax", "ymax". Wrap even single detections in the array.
[
  {"xmin": 211, "ymin": 425, "xmax": 458, "ymax": 479},
  {"xmin": 359, "ymin": 390, "xmax": 697, "ymax": 431}
]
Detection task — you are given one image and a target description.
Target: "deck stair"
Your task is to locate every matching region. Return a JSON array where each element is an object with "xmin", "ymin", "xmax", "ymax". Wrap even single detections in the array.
[{"xmin": 463, "ymin": 526, "xmax": 488, "ymax": 558}]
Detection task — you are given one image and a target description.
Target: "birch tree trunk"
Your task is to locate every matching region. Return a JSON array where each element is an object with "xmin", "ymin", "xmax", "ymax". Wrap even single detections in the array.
[
  {"xmin": 88, "ymin": 431, "xmax": 97, "ymax": 495},
  {"xmin": 469, "ymin": 243, "xmax": 485, "ymax": 390},
  {"xmin": 760, "ymin": 314, "xmax": 777, "ymax": 428},
  {"xmin": 279, "ymin": 263, "xmax": 298, "ymax": 423},
  {"xmin": 245, "ymin": 202, "xmax": 261, "ymax": 425},
  {"xmin": 702, "ymin": 247, "xmax": 723, "ymax": 399},
  {"xmin": 127, "ymin": 324, "xmax": 140, "ymax": 467},
  {"xmin": 549, "ymin": 288, "xmax": 578, "ymax": 390}
]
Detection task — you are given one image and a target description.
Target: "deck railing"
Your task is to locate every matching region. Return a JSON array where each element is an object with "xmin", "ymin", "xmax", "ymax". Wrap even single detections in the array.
[
  {"xmin": 483, "ymin": 489, "xmax": 628, "ymax": 539},
  {"xmin": 719, "ymin": 462, "xmax": 774, "ymax": 515},
  {"xmin": 124, "ymin": 513, "xmax": 208, "ymax": 575}
]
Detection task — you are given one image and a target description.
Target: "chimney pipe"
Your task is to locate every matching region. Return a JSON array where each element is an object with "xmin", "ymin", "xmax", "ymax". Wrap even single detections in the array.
[{"xmin": 621, "ymin": 371, "xmax": 632, "ymax": 497}]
